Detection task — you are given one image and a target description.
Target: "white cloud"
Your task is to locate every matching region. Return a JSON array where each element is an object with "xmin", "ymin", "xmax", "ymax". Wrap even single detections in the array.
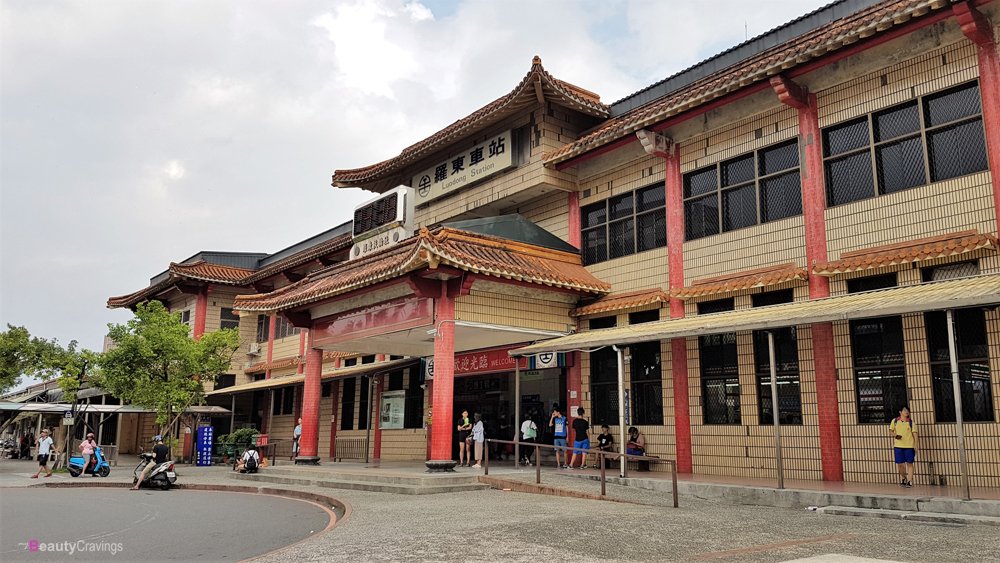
[
  {"xmin": 403, "ymin": 1, "xmax": 434, "ymax": 21},
  {"xmin": 164, "ymin": 160, "xmax": 185, "ymax": 180}
]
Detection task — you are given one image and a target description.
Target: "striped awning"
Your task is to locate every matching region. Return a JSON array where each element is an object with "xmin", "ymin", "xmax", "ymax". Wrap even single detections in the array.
[{"xmin": 511, "ymin": 274, "xmax": 1000, "ymax": 355}]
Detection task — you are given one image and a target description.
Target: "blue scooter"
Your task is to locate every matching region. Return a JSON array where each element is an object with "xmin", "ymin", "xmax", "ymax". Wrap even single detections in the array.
[{"xmin": 68, "ymin": 446, "xmax": 111, "ymax": 477}]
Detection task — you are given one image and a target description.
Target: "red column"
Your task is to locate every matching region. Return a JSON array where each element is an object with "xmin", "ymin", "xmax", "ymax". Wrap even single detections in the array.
[
  {"xmin": 567, "ymin": 354, "xmax": 582, "ymax": 444},
  {"xmin": 265, "ymin": 313, "xmax": 277, "ymax": 379},
  {"xmin": 425, "ymin": 379, "xmax": 434, "ymax": 461},
  {"xmin": 193, "ymin": 287, "xmax": 209, "ymax": 340},
  {"xmin": 428, "ymin": 282, "xmax": 456, "ymax": 466},
  {"xmin": 296, "ymin": 332, "xmax": 322, "ymax": 464},
  {"xmin": 664, "ymin": 148, "xmax": 693, "ymax": 474},
  {"xmin": 567, "ymin": 191, "xmax": 582, "ymax": 248},
  {"xmin": 797, "ymin": 94, "xmax": 843, "ymax": 481},
  {"xmin": 297, "ymin": 330, "xmax": 307, "ymax": 374},
  {"xmin": 373, "ymin": 378, "xmax": 384, "ymax": 462}
]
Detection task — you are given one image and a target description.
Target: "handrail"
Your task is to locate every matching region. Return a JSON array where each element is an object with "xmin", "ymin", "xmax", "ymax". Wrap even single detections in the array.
[{"xmin": 484, "ymin": 438, "xmax": 678, "ymax": 507}]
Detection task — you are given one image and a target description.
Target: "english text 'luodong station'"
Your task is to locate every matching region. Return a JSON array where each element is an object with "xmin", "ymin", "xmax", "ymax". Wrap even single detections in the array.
[{"xmin": 108, "ymin": 0, "xmax": 1000, "ymax": 486}]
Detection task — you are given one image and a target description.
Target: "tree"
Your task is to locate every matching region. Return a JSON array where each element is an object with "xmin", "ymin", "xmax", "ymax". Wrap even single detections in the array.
[
  {"xmin": 0, "ymin": 325, "xmax": 35, "ymax": 393},
  {"xmin": 98, "ymin": 301, "xmax": 239, "ymax": 432},
  {"xmin": 0, "ymin": 325, "xmax": 92, "ymax": 397}
]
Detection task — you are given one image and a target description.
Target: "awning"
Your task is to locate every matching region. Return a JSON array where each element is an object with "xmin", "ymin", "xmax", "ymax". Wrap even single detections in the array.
[
  {"xmin": 206, "ymin": 358, "xmax": 420, "ymax": 396},
  {"xmin": 7, "ymin": 389, "xmax": 48, "ymax": 403},
  {"xmin": 511, "ymin": 274, "xmax": 1000, "ymax": 355},
  {"xmin": 0, "ymin": 402, "xmax": 231, "ymax": 415}
]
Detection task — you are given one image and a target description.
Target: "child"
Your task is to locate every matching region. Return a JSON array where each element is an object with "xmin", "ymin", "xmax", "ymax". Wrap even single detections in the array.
[
  {"xmin": 569, "ymin": 407, "xmax": 590, "ymax": 469},
  {"xmin": 596, "ymin": 425, "xmax": 614, "ymax": 469},
  {"xmin": 889, "ymin": 406, "xmax": 917, "ymax": 488},
  {"xmin": 550, "ymin": 406, "xmax": 568, "ymax": 469}
]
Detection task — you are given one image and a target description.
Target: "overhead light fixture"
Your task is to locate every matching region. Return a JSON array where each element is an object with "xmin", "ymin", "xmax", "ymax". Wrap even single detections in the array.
[{"xmin": 635, "ymin": 129, "xmax": 673, "ymax": 157}]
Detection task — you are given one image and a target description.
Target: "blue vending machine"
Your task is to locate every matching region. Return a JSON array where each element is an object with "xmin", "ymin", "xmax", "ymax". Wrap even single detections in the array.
[{"xmin": 196, "ymin": 425, "xmax": 213, "ymax": 467}]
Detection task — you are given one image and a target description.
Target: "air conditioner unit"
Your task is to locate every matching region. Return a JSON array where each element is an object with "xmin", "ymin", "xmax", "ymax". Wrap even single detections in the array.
[{"xmin": 248, "ymin": 342, "xmax": 261, "ymax": 355}]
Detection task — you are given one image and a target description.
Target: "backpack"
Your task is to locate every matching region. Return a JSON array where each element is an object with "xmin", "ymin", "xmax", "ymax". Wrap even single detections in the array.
[{"xmin": 245, "ymin": 452, "xmax": 258, "ymax": 471}]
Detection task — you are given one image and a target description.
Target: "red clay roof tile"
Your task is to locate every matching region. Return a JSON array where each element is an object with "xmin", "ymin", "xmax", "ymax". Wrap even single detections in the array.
[
  {"xmin": 673, "ymin": 263, "xmax": 807, "ymax": 300},
  {"xmin": 571, "ymin": 288, "xmax": 669, "ymax": 317},
  {"xmin": 813, "ymin": 231, "xmax": 999, "ymax": 276}
]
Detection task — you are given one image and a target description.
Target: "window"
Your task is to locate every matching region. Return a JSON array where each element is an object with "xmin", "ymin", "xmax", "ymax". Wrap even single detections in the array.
[
  {"xmin": 684, "ymin": 139, "xmax": 801, "ymax": 241},
  {"xmin": 922, "ymin": 261, "xmax": 980, "ymax": 282},
  {"xmin": 387, "ymin": 371, "xmax": 404, "ymax": 391},
  {"xmin": 362, "ymin": 355, "xmax": 376, "ymax": 364},
  {"xmin": 630, "ymin": 342, "xmax": 663, "ymax": 425},
  {"xmin": 754, "ymin": 328, "xmax": 802, "ymax": 425},
  {"xmin": 220, "ymin": 308, "xmax": 240, "ymax": 330},
  {"xmin": 357, "ymin": 377, "xmax": 370, "ymax": 430},
  {"xmin": 321, "ymin": 382, "xmax": 331, "ymax": 398},
  {"xmin": 215, "ymin": 374, "xmax": 235, "ymax": 390},
  {"xmin": 588, "ymin": 316, "xmax": 619, "ymax": 426},
  {"xmin": 851, "ymin": 316, "xmax": 907, "ymax": 423},
  {"xmin": 340, "ymin": 377, "xmax": 356, "ymax": 430},
  {"xmin": 404, "ymin": 369, "xmax": 425, "ymax": 429},
  {"xmin": 823, "ymin": 82, "xmax": 987, "ymax": 207},
  {"xmin": 581, "ymin": 184, "xmax": 666, "ymax": 264},
  {"xmin": 751, "ymin": 289, "xmax": 794, "ymax": 308},
  {"xmin": 178, "ymin": 310, "xmax": 191, "ymax": 325},
  {"xmin": 925, "ymin": 309, "xmax": 994, "ymax": 422},
  {"xmin": 273, "ymin": 315, "xmax": 300, "ymax": 340},
  {"xmin": 344, "ymin": 358, "xmax": 358, "ymax": 367},
  {"xmin": 256, "ymin": 315, "xmax": 270, "ymax": 343},
  {"xmin": 389, "ymin": 355, "xmax": 404, "ymax": 361},
  {"xmin": 272, "ymin": 387, "xmax": 296, "ymax": 416},
  {"xmin": 700, "ymin": 333, "xmax": 740, "ymax": 424},
  {"xmin": 629, "ymin": 309, "xmax": 660, "ymax": 325},
  {"xmin": 697, "ymin": 298, "xmax": 735, "ymax": 315},
  {"xmin": 847, "ymin": 273, "xmax": 898, "ymax": 294}
]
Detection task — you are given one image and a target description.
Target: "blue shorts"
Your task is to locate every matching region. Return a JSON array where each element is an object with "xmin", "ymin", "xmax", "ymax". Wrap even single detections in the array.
[
  {"xmin": 553, "ymin": 438, "xmax": 567, "ymax": 449},
  {"xmin": 573, "ymin": 440, "xmax": 590, "ymax": 455},
  {"xmin": 894, "ymin": 447, "xmax": 915, "ymax": 464}
]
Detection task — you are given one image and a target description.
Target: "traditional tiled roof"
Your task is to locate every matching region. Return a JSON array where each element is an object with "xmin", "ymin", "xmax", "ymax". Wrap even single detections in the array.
[
  {"xmin": 234, "ymin": 227, "xmax": 611, "ymax": 313},
  {"xmin": 331, "ymin": 56, "xmax": 610, "ymax": 193},
  {"xmin": 571, "ymin": 288, "xmax": 669, "ymax": 317},
  {"xmin": 107, "ymin": 261, "xmax": 256, "ymax": 308},
  {"xmin": 544, "ymin": 0, "xmax": 950, "ymax": 166},
  {"xmin": 245, "ymin": 233, "xmax": 352, "ymax": 284},
  {"xmin": 813, "ymin": 231, "xmax": 999, "ymax": 276},
  {"xmin": 245, "ymin": 357, "xmax": 302, "ymax": 374},
  {"xmin": 673, "ymin": 263, "xmax": 808, "ymax": 300}
]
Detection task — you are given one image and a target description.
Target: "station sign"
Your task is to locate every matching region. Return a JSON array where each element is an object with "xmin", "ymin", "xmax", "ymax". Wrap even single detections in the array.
[{"xmin": 410, "ymin": 130, "xmax": 514, "ymax": 205}]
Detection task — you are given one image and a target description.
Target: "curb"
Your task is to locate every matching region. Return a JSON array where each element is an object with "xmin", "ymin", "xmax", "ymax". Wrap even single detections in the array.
[{"xmin": 477, "ymin": 475, "xmax": 649, "ymax": 505}]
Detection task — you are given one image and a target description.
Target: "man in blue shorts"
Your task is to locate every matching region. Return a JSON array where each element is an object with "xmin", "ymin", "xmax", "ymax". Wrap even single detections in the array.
[
  {"xmin": 569, "ymin": 407, "xmax": 590, "ymax": 469},
  {"xmin": 889, "ymin": 406, "xmax": 917, "ymax": 488},
  {"xmin": 549, "ymin": 406, "xmax": 568, "ymax": 469}
]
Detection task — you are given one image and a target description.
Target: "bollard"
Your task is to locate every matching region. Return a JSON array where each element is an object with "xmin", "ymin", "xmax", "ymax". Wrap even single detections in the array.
[
  {"xmin": 484, "ymin": 441, "xmax": 490, "ymax": 476},
  {"xmin": 600, "ymin": 452, "xmax": 606, "ymax": 496},
  {"xmin": 535, "ymin": 445, "xmax": 541, "ymax": 484}
]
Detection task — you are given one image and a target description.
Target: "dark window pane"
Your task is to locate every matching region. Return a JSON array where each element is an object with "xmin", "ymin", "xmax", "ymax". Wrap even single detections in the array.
[
  {"xmin": 636, "ymin": 210, "xmax": 666, "ymax": 251},
  {"xmin": 609, "ymin": 218, "xmax": 635, "ymax": 259},
  {"xmin": 629, "ymin": 309, "xmax": 660, "ymax": 324},
  {"xmin": 823, "ymin": 118, "xmax": 869, "ymax": 156},
  {"xmin": 589, "ymin": 316, "xmax": 617, "ymax": 330},
  {"xmin": 754, "ymin": 328, "xmax": 802, "ymax": 425},
  {"xmin": 922, "ymin": 261, "xmax": 980, "ymax": 282},
  {"xmin": 928, "ymin": 119, "xmax": 988, "ymax": 182},
  {"xmin": 846, "ymin": 273, "xmax": 897, "ymax": 293},
  {"xmin": 760, "ymin": 171, "xmax": 802, "ymax": 222},
  {"xmin": 722, "ymin": 184, "xmax": 757, "ymax": 231},
  {"xmin": 931, "ymin": 362, "xmax": 994, "ymax": 423},
  {"xmin": 341, "ymin": 378, "xmax": 355, "ymax": 430},
  {"xmin": 722, "ymin": 154, "xmax": 755, "ymax": 187},
  {"xmin": 591, "ymin": 346, "xmax": 619, "ymax": 426},
  {"xmin": 856, "ymin": 367, "xmax": 908, "ymax": 424},
  {"xmin": 630, "ymin": 342, "xmax": 663, "ymax": 425},
  {"xmin": 582, "ymin": 227, "xmax": 606, "ymax": 265},
  {"xmin": 220, "ymin": 308, "xmax": 240, "ymax": 330},
  {"xmin": 581, "ymin": 202, "xmax": 606, "ymax": 228},
  {"xmin": 357, "ymin": 377, "xmax": 369, "ymax": 430},
  {"xmin": 851, "ymin": 316, "xmax": 905, "ymax": 368},
  {"xmin": 925, "ymin": 309, "xmax": 989, "ymax": 363},
  {"xmin": 684, "ymin": 167, "xmax": 718, "ymax": 198},
  {"xmin": 876, "ymin": 136, "xmax": 925, "ymax": 194},
  {"xmin": 873, "ymin": 102, "xmax": 920, "ymax": 142},
  {"xmin": 825, "ymin": 152, "xmax": 874, "ymax": 206},
  {"xmin": 759, "ymin": 140, "xmax": 799, "ymax": 175},
  {"xmin": 751, "ymin": 289, "xmax": 793, "ymax": 307},
  {"xmin": 609, "ymin": 193, "xmax": 634, "ymax": 220},
  {"xmin": 754, "ymin": 328, "xmax": 800, "ymax": 375},
  {"xmin": 697, "ymin": 298, "xmax": 734, "ymax": 315},
  {"xmin": 700, "ymin": 333, "xmax": 740, "ymax": 425},
  {"xmin": 699, "ymin": 333, "xmax": 739, "ymax": 377},
  {"xmin": 636, "ymin": 184, "xmax": 665, "ymax": 211},
  {"xmin": 685, "ymin": 194, "xmax": 719, "ymax": 240},
  {"xmin": 924, "ymin": 83, "xmax": 982, "ymax": 127}
]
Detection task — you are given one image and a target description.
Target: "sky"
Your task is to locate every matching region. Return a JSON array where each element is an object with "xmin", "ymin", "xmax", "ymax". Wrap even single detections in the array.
[{"xmin": 1, "ymin": 0, "xmax": 830, "ymax": 361}]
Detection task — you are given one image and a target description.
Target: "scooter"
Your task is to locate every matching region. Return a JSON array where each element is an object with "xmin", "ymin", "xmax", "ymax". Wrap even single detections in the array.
[
  {"xmin": 68, "ymin": 446, "xmax": 111, "ymax": 477},
  {"xmin": 133, "ymin": 453, "xmax": 176, "ymax": 490}
]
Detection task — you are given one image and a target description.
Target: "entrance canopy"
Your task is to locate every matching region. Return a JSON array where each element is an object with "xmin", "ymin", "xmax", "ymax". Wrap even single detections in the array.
[
  {"xmin": 206, "ymin": 358, "xmax": 420, "ymax": 397},
  {"xmin": 512, "ymin": 274, "xmax": 1000, "ymax": 355},
  {"xmin": 0, "ymin": 402, "xmax": 231, "ymax": 415}
]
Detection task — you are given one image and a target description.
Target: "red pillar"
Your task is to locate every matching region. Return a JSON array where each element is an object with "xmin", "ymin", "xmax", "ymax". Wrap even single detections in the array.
[
  {"xmin": 664, "ymin": 148, "xmax": 693, "ymax": 474},
  {"xmin": 297, "ymin": 330, "xmax": 307, "ymax": 374},
  {"xmin": 567, "ymin": 354, "xmax": 582, "ymax": 442},
  {"xmin": 796, "ymin": 92, "xmax": 843, "ymax": 481},
  {"xmin": 425, "ymin": 379, "xmax": 434, "ymax": 461},
  {"xmin": 428, "ymin": 282, "xmax": 456, "ymax": 467},
  {"xmin": 567, "ymin": 191, "xmax": 582, "ymax": 248},
  {"xmin": 296, "ymin": 332, "xmax": 322, "ymax": 464},
  {"xmin": 955, "ymin": 1, "xmax": 1000, "ymax": 226},
  {"xmin": 193, "ymin": 287, "xmax": 209, "ymax": 340}
]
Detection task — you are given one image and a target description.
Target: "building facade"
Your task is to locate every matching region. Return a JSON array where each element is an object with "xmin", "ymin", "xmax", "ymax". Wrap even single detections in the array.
[{"xmin": 109, "ymin": 0, "xmax": 1000, "ymax": 486}]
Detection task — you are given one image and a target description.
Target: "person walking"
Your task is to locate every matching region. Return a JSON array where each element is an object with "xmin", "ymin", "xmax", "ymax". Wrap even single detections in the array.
[
  {"xmin": 519, "ymin": 413, "xmax": 538, "ymax": 466},
  {"xmin": 890, "ymin": 406, "xmax": 918, "ymax": 488},
  {"xmin": 456, "ymin": 410, "xmax": 473, "ymax": 467},
  {"xmin": 30, "ymin": 429, "xmax": 53, "ymax": 478},
  {"xmin": 569, "ymin": 407, "xmax": 590, "ymax": 469},
  {"xmin": 292, "ymin": 418, "xmax": 302, "ymax": 457},
  {"xmin": 79, "ymin": 432, "xmax": 98, "ymax": 477},
  {"xmin": 471, "ymin": 413, "xmax": 485, "ymax": 469},
  {"xmin": 549, "ymin": 406, "xmax": 568, "ymax": 469}
]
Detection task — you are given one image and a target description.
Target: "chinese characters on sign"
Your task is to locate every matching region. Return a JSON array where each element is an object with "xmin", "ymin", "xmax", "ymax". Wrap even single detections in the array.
[
  {"xmin": 411, "ymin": 130, "xmax": 514, "ymax": 204},
  {"xmin": 196, "ymin": 426, "xmax": 213, "ymax": 467}
]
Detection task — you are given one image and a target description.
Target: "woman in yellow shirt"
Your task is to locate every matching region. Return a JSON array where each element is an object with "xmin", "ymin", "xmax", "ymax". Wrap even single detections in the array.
[{"xmin": 889, "ymin": 406, "xmax": 917, "ymax": 488}]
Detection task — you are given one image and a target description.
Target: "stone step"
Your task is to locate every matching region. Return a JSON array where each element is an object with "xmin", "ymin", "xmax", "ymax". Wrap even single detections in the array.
[
  {"xmin": 260, "ymin": 466, "xmax": 481, "ymax": 487},
  {"xmin": 231, "ymin": 472, "xmax": 490, "ymax": 495},
  {"xmin": 816, "ymin": 505, "xmax": 1000, "ymax": 526}
]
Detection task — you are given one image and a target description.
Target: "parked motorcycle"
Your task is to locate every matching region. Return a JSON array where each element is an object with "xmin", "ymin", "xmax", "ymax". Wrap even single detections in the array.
[
  {"xmin": 132, "ymin": 452, "xmax": 176, "ymax": 490},
  {"xmin": 68, "ymin": 446, "xmax": 111, "ymax": 477}
]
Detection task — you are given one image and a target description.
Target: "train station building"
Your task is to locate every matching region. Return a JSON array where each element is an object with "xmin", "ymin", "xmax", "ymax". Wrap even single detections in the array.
[{"xmin": 109, "ymin": 0, "xmax": 1000, "ymax": 487}]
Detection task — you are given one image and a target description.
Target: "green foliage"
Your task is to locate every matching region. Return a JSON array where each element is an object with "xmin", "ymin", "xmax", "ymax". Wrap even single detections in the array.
[
  {"xmin": 0, "ymin": 325, "xmax": 34, "ymax": 393},
  {"xmin": 0, "ymin": 325, "xmax": 96, "ymax": 396},
  {"xmin": 98, "ymin": 301, "xmax": 240, "ymax": 427},
  {"xmin": 219, "ymin": 427, "xmax": 260, "ymax": 446}
]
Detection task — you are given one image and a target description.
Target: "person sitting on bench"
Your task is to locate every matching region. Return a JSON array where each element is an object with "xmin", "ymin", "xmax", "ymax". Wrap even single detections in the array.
[{"xmin": 626, "ymin": 426, "xmax": 645, "ymax": 456}]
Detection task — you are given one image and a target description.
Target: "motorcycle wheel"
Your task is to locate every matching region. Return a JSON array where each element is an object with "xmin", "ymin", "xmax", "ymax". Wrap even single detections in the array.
[
  {"xmin": 68, "ymin": 468, "xmax": 81, "ymax": 477},
  {"xmin": 98, "ymin": 466, "xmax": 110, "ymax": 477},
  {"xmin": 159, "ymin": 481, "xmax": 171, "ymax": 491}
]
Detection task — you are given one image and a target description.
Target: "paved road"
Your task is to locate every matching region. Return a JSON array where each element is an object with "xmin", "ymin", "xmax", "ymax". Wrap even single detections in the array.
[{"xmin": 0, "ymin": 488, "xmax": 330, "ymax": 561}]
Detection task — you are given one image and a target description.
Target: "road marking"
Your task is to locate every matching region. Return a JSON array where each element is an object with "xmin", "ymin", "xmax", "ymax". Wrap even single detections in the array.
[{"xmin": 693, "ymin": 533, "xmax": 856, "ymax": 560}]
